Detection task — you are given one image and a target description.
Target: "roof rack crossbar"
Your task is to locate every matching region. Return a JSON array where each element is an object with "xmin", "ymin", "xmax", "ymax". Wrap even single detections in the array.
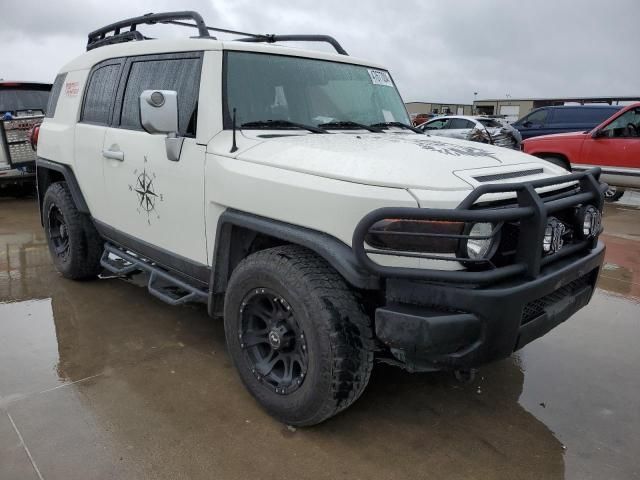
[
  {"xmin": 163, "ymin": 20, "xmax": 260, "ymax": 39},
  {"xmin": 237, "ymin": 34, "xmax": 348, "ymax": 55},
  {"xmin": 87, "ymin": 11, "xmax": 211, "ymax": 50},
  {"xmin": 86, "ymin": 11, "xmax": 349, "ymax": 56}
]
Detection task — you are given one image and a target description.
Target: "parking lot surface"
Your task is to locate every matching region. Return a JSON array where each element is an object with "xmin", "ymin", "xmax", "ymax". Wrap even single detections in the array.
[{"xmin": 1, "ymin": 194, "xmax": 639, "ymax": 480}]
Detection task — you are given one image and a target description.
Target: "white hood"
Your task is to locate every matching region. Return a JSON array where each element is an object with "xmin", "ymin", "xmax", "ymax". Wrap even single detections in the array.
[{"xmin": 234, "ymin": 132, "xmax": 561, "ymax": 191}]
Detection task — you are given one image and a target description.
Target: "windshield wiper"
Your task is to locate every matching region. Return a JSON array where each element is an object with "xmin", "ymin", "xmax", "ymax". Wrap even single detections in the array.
[
  {"xmin": 370, "ymin": 122, "xmax": 424, "ymax": 134},
  {"xmin": 317, "ymin": 121, "xmax": 383, "ymax": 133},
  {"xmin": 241, "ymin": 120, "xmax": 327, "ymax": 134}
]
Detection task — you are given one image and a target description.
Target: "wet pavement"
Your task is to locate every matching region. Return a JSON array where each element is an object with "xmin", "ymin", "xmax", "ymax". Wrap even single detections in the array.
[{"xmin": 1, "ymin": 194, "xmax": 639, "ymax": 480}]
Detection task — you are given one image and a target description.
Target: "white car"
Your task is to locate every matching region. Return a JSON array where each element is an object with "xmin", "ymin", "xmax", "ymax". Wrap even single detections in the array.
[
  {"xmin": 36, "ymin": 11, "xmax": 606, "ymax": 426},
  {"xmin": 418, "ymin": 115, "xmax": 522, "ymax": 149}
]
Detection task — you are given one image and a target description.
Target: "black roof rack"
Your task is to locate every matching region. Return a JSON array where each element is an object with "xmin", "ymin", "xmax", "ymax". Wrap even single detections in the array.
[{"xmin": 86, "ymin": 10, "xmax": 348, "ymax": 55}]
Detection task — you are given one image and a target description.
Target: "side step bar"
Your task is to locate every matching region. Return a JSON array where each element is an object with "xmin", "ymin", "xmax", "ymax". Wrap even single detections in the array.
[{"xmin": 100, "ymin": 243, "xmax": 208, "ymax": 306}]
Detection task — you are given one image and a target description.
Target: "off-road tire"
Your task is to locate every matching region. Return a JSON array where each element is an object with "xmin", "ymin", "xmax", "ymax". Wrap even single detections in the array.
[
  {"xmin": 224, "ymin": 245, "xmax": 374, "ymax": 426},
  {"xmin": 43, "ymin": 182, "xmax": 103, "ymax": 279},
  {"xmin": 604, "ymin": 186, "xmax": 624, "ymax": 203}
]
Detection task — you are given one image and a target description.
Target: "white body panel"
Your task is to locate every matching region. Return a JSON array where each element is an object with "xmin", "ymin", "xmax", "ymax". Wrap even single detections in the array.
[{"xmin": 38, "ymin": 37, "xmax": 575, "ymax": 276}]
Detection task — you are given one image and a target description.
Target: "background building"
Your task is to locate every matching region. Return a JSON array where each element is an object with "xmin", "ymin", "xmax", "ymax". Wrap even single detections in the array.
[
  {"xmin": 406, "ymin": 101, "xmax": 473, "ymax": 117},
  {"xmin": 472, "ymin": 96, "xmax": 640, "ymax": 122},
  {"xmin": 407, "ymin": 96, "xmax": 640, "ymax": 123}
]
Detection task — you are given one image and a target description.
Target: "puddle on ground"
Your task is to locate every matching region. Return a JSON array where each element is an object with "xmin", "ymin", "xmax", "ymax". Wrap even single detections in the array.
[
  {"xmin": 0, "ymin": 298, "xmax": 63, "ymax": 404},
  {"xmin": 1, "ymin": 198, "xmax": 640, "ymax": 479}
]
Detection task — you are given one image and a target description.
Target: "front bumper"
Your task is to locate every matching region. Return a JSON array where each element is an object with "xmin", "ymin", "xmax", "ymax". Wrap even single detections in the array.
[{"xmin": 375, "ymin": 241, "xmax": 605, "ymax": 371}]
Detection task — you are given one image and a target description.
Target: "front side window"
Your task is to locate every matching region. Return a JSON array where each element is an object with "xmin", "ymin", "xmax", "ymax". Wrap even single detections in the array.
[
  {"xmin": 601, "ymin": 108, "xmax": 640, "ymax": 138},
  {"xmin": 422, "ymin": 118, "xmax": 449, "ymax": 130},
  {"xmin": 224, "ymin": 51, "xmax": 409, "ymax": 128},
  {"xmin": 120, "ymin": 56, "xmax": 201, "ymax": 136},
  {"xmin": 82, "ymin": 63, "xmax": 121, "ymax": 125},
  {"xmin": 524, "ymin": 109, "xmax": 548, "ymax": 126}
]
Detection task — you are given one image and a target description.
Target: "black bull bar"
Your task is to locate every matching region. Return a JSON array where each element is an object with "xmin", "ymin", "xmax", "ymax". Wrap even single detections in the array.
[{"xmin": 352, "ymin": 168, "xmax": 605, "ymax": 284}]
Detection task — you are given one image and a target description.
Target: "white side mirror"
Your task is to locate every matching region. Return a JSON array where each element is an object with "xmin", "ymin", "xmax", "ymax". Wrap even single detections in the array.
[
  {"xmin": 140, "ymin": 90, "xmax": 178, "ymax": 134},
  {"xmin": 139, "ymin": 90, "xmax": 184, "ymax": 162}
]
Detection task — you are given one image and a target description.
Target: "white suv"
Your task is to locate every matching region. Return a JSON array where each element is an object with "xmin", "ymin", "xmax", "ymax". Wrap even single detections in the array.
[{"xmin": 36, "ymin": 11, "xmax": 607, "ymax": 426}]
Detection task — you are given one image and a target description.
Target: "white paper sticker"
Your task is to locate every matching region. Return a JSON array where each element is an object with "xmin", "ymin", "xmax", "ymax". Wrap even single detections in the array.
[
  {"xmin": 65, "ymin": 81, "xmax": 80, "ymax": 96},
  {"xmin": 367, "ymin": 69, "xmax": 394, "ymax": 87}
]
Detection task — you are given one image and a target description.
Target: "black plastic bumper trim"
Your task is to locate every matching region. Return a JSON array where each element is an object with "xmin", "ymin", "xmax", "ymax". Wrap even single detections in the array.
[{"xmin": 376, "ymin": 241, "xmax": 605, "ymax": 370}]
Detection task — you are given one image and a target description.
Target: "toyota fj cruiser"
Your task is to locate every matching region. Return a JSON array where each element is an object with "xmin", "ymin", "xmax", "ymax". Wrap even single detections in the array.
[{"xmin": 36, "ymin": 11, "xmax": 606, "ymax": 426}]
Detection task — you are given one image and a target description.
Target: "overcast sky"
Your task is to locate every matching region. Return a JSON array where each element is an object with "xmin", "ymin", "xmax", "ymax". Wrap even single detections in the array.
[{"xmin": 1, "ymin": 0, "xmax": 638, "ymax": 103}]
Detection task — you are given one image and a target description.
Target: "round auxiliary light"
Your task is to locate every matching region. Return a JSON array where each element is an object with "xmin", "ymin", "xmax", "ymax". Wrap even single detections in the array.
[
  {"xmin": 579, "ymin": 205, "xmax": 601, "ymax": 238},
  {"xmin": 466, "ymin": 222, "xmax": 494, "ymax": 259}
]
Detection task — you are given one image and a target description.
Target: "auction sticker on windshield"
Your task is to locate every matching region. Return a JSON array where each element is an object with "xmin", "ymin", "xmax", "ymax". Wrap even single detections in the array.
[{"xmin": 368, "ymin": 69, "xmax": 394, "ymax": 87}]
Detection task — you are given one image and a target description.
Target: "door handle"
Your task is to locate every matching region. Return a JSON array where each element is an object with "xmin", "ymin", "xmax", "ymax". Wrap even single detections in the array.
[{"xmin": 102, "ymin": 149, "xmax": 124, "ymax": 161}]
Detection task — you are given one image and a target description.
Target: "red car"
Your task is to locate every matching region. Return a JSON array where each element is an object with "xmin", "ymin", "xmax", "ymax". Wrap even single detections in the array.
[{"xmin": 522, "ymin": 102, "xmax": 640, "ymax": 201}]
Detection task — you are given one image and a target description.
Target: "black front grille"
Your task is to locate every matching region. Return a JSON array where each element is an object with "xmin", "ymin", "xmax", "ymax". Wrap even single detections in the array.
[{"xmin": 521, "ymin": 273, "xmax": 593, "ymax": 324}]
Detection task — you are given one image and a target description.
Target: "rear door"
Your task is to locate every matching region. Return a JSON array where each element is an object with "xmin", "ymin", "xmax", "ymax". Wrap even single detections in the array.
[
  {"xmin": 100, "ymin": 52, "xmax": 208, "ymax": 280},
  {"xmin": 75, "ymin": 58, "xmax": 125, "ymax": 222}
]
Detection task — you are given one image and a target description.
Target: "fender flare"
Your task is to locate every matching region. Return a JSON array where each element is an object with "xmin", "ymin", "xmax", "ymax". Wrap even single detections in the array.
[
  {"xmin": 36, "ymin": 158, "xmax": 90, "ymax": 215},
  {"xmin": 210, "ymin": 209, "xmax": 380, "ymax": 299}
]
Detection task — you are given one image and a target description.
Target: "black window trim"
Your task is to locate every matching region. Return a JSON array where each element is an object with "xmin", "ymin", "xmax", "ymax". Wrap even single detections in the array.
[
  {"xmin": 79, "ymin": 57, "xmax": 126, "ymax": 126},
  {"xmin": 112, "ymin": 51, "xmax": 204, "ymax": 139}
]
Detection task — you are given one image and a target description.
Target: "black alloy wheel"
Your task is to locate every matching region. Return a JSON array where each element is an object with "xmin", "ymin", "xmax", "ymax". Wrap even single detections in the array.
[
  {"xmin": 47, "ymin": 203, "xmax": 71, "ymax": 261},
  {"xmin": 239, "ymin": 288, "xmax": 308, "ymax": 395}
]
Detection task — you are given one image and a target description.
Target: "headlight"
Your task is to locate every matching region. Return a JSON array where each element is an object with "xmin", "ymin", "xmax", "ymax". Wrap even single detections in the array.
[
  {"xmin": 365, "ymin": 219, "xmax": 464, "ymax": 253},
  {"xmin": 465, "ymin": 222, "xmax": 495, "ymax": 259},
  {"xmin": 576, "ymin": 205, "xmax": 602, "ymax": 238}
]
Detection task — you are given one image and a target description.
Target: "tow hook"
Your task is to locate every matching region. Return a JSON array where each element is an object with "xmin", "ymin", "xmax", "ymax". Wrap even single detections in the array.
[{"xmin": 454, "ymin": 369, "xmax": 477, "ymax": 384}]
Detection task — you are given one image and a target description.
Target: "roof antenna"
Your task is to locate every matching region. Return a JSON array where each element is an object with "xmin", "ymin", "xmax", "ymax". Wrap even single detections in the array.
[{"xmin": 230, "ymin": 107, "xmax": 238, "ymax": 153}]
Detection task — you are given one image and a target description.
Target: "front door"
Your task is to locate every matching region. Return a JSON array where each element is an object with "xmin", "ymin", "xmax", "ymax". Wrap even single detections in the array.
[
  {"xmin": 100, "ymin": 52, "xmax": 208, "ymax": 280},
  {"xmin": 581, "ymin": 106, "xmax": 640, "ymax": 172}
]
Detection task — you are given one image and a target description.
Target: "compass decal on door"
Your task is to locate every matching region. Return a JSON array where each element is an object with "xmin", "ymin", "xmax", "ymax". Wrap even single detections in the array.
[{"xmin": 129, "ymin": 156, "xmax": 164, "ymax": 225}]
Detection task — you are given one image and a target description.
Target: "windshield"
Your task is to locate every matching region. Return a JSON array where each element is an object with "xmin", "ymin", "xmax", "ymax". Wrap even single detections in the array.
[
  {"xmin": 224, "ymin": 51, "xmax": 410, "ymax": 129},
  {"xmin": 0, "ymin": 87, "xmax": 50, "ymax": 114}
]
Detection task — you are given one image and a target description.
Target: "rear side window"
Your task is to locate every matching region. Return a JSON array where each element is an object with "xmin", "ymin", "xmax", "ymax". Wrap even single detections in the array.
[
  {"xmin": 119, "ymin": 55, "xmax": 201, "ymax": 136},
  {"xmin": 552, "ymin": 107, "xmax": 619, "ymax": 124},
  {"xmin": 448, "ymin": 118, "xmax": 475, "ymax": 129},
  {"xmin": 46, "ymin": 73, "xmax": 66, "ymax": 118},
  {"xmin": 82, "ymin": 62, "xmax": 122, "ymax": 125},
  {"xmin": 477, "ymin": 118, "xmax": 502, "ymax": 128}
]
